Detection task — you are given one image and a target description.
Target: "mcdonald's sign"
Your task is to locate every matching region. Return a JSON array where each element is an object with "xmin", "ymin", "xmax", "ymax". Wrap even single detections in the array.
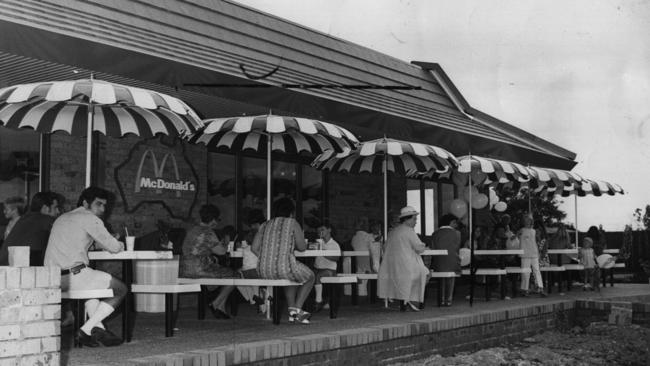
[
  {"xmin": 114, "ymin": 137, "xmax": 199, "ymax": 219},
  {"xmin": 134, "ymin": 149, "xmax": 196, "ymax": 197}
]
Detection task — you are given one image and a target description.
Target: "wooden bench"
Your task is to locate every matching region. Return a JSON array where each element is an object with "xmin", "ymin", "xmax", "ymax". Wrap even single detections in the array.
[
  {"xmin": 320, "ymin": 276, "xmax": 358, "ymax": 318},
  {"xmin": 428, "ymin": 271, "xmax": 459, "ymax": 307},
  {"xmin": 131, "ymin": 284, "xmax": 201, "ymax": 337},
  {"xmin": 462, "ymin": 268, "xmax": 507, "ymax": 301},
  {"xmin": 177, "ymin": 278, "xmax": 301, "ymax": 324},
  {"xmin": 62, "ymin": 289, "xmax": 114, "ymax": 348},
  {"xmin": 540, "ymin": 265, "xmax": 566, "ymax": 293}
]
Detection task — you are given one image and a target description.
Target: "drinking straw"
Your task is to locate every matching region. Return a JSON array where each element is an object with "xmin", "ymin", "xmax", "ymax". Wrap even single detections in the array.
[{"xmin": 125, "ymin": 226, "xmax": 129, "ymax": 237}]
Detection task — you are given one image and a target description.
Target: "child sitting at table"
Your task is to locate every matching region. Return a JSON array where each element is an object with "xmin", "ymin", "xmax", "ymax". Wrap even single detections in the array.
[{"xmin": 313, "ymin": 220, "xmax": 341, "ymax": 312}]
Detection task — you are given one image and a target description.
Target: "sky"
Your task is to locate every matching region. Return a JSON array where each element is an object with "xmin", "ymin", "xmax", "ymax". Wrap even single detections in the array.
[{"xmin": 235, "ymin": 0, "xmax": 650, "ymax": 231}]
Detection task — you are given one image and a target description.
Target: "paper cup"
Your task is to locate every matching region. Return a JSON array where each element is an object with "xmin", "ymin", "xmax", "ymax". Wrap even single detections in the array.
[
  {"xmin": 125, "ymin": 236, "xmax": 136, "ymax": 251},
  {"xmin": 8, "ymin": 246, "xmax": 30, "ymax": 267}
]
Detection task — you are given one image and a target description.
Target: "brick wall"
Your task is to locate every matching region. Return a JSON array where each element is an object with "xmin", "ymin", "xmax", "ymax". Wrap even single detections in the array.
[
  {"xmin": 0, "ymin": 266, "xmax": 61, "ymax": 366},
  {"xmin": 49, "ymin": 134, "xmax": 208, "ymax": 238}
]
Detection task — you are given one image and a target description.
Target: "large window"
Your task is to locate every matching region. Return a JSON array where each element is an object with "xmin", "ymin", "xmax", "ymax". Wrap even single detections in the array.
[
  {"xmin": 207, "ymin": 153, "xmax": 236, "ymax": 229},
  {"xmin": 406, "ymin": 179, "xmax": 436, "ymax": 236},
  {"xmin": 0, "ymin": 128, "xmax": 40, "ymax": 231},
  {"xmin": 301, "ymin": 165, "xmax": 323, "ymax": 242}
]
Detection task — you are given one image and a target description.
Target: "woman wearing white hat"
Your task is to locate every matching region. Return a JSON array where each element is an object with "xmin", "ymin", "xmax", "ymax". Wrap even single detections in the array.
[{"xmin": 378, "ymin": 206, "xmax": 429, "ymax": 311}]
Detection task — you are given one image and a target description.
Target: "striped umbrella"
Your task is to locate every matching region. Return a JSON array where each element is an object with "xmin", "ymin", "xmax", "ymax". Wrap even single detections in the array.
[
  {"xmin": 312, "ymin": 137, "xmax": 458, "ymax": 243},
  {"xmin": 189, "ymin": 114, "xmax": 359, "ymax": 218},
  {"xmin": 0, "ymin": 79, "xmax": 203, "ymax": 186}
]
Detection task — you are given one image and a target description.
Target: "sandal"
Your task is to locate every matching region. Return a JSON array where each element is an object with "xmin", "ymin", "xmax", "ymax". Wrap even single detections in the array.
[
  {"xmin": 288, "ymin": 307, "xmax": 300, "ymax": 323},
  {"xmin": 294, "ymin": 309, "xmax": 311, "ymax": 324}
]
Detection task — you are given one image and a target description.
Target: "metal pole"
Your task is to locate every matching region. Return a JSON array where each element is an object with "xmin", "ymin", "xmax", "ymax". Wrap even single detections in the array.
[
  {"xmin": 574, "ymin": 195, "xmax": 579, "ymax": 246},
  {"xmin": 85, "ymin": 102, "xmax": 93, "ymax": 187},
  {"xmin": 469, "ymin": 155, "xmax": 474, "ymax": 306},
  {"xmin": 267, "ymin": 134, "xmax": 272, "ymax": 220}
]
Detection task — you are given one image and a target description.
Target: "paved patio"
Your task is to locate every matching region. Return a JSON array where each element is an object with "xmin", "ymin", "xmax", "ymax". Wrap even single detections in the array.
[{"xmin": 63, "ymin": 282, "xmax": 650, "ymax": 365}]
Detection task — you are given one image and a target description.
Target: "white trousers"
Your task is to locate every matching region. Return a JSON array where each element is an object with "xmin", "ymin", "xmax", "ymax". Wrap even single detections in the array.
[{"xmin": 520, "ymin": 257, "xmax": 544, "ymax": 291}]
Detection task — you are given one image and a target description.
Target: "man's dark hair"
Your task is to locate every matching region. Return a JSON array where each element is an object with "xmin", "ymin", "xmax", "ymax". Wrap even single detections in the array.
[
  {"xmin": 77, "ymin": 187, "xmax": 110, "ymax": 207},
  {"xmin": 199, "ymin": 204, "xmax": 220, "ymax": 224},
  {"xmin": 247, "ymin": 209, "xmax": 266, "ymax": 225},
  {"xmin": 273, "ymin": 197, "xmax": 295, "ymax": 218},
  {"xmin": 439, "ymin": 214, "xmax": 457, "ymax": 227},
  {"xmin": 29, "ymin": 192, "xmax": 59, "ymax": 212}
]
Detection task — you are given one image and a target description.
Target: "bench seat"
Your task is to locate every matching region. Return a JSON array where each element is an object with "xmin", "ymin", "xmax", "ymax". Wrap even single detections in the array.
[
  {"xmin": 131, "ymin": 284, "xmax": 200, "ymax": 337},
  {"xmin": 62, "ymin": 289, "xmax": 114, "ymax": 348},
  {"xmin": 176, "ymin": 277, "xmax": 301, "ymax": 324}
]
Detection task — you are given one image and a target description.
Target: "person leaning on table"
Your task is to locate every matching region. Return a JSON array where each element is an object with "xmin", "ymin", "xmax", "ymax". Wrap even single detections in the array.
[
  {"xmin": 378, "ymin": 206, "xmax": 429, "ymax": 311},
  {"xmin": 44, "ymin": 186, "xmax": 126, "ymax": 347}
]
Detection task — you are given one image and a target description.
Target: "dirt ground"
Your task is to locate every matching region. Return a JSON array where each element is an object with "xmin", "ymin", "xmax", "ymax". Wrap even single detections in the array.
[{"xmin": 397, "ymin": 322, "xmax": 650, "ymax": 366}]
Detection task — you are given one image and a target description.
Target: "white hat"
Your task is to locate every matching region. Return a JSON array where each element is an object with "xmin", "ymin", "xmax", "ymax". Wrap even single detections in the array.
[{"xmin": 399, "ymin": 206, "xmax": 419, "ymax": 218}]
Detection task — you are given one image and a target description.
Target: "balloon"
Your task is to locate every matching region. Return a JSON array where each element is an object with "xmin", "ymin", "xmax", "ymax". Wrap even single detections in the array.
[
  {"xmin": 452, "ymin": 172, "xmax": 468, "ymax": 187},
  {"xmin": 489, "ymin": 189, "xmax": 499, "ymax": 206},
  {"xmin": 494, "ymin": 201, "xmax": 507, "ymax": 212},
  {"xmin": 469, "ymin": 169, "xmax": 486, "ymax": 185},
  {"xmin": 471, "ymin": 193, "xmax": 489, "ymax": 209},
  {"xmin": 449, "ymin": 199, "xmax": 468, "ymax": 218},
  {"xmin": 462, "ymin": 186, "xmax": 479, "ymax": 202}
]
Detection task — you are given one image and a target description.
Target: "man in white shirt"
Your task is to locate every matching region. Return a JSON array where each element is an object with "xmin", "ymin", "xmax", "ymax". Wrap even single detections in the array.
[
  {"xmin": 313, "ymin": 220, "xmax": 341, "ymax": 312},
  {"xmin": 45, "ymin": 187, "xmax": 126, "ymax": 347}
]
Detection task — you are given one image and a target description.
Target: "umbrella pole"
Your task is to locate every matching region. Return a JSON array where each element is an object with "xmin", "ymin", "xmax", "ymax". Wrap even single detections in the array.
[
  {"xmin": 85, "ymin": 102, "xmax": 94, "ymax": 188},
  {"xmin": 383, "ymin": 153, "xmax": 388, "ymax": 309},
  {"xmin": 267, "ymin": 134, "xmax": 272, "ymax": 220},
  {"xmin": 469, "ymin": 156, "xmax": 474, "ymax": 307},
  {"xmin": 575, "ymin": 195, "xmax": 579, "ymax": 246}
]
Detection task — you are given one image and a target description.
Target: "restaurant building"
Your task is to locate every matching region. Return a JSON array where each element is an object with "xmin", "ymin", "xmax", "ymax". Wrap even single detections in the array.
[{"xmin": 0, "ymin": 0, "xmax": 576, "ymax": 242}]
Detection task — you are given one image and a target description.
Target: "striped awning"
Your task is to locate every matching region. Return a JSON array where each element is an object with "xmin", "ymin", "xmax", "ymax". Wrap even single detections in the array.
[
  {"xmin": 189, "ymin": 114, "xmax": 359, "ymax": 154},
  {"xmin": 312, "ymin": 138, "xmax": 458, "ymax": 175},
  {"xmin": 548, "ymin": 179, "xmax": 625, "ymax": 197},
  {"xmin": 0, "ymin": 79, "xmax": 203, "ymax": 137}
]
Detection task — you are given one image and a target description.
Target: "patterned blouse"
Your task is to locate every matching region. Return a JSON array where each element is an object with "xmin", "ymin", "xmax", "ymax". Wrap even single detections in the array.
[
  {"xmin": 179, "ymin": 224, "xmax": 234, "ymax": 278},
  {"xmin": 254, "ymin": 217, "xmax": 313, "ymax": 282}
]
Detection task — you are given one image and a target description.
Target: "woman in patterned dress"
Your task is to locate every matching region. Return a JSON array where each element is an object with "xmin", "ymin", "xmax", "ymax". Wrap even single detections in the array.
[
  {"xmin": 252, "ymin": 198, "xmax": 315, "ymax": 324},
  {"xmin": 180, "ymin": 204, "xmax": 236, "ymax": 319}
]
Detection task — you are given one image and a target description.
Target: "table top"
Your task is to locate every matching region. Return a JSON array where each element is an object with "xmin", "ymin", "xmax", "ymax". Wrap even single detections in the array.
[
  {"xmin": 547, "ymin": 249, "xmax": 579, "ymax": 254},
  {"xmin": 473, "ymin": 249, "xmax": 523, "ymax": 255},
  {"xmin": 341, "ymin": 249, "xmax": 447, "ymax": 256},
  {"xmin": 88, "ymin": 250, "xmax": 173, "ymax": 260},
  {"xmin": 229, "ymin": 249, "xmax": 342, "ymax": 258}
]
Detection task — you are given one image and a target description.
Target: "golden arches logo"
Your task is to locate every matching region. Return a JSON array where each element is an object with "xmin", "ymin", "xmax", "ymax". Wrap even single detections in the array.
[{"xmin": 134, "ymin": 149, "xmax": 195, "ymax": 197}]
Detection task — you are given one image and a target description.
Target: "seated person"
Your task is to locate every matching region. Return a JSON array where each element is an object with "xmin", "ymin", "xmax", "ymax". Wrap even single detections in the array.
[
  {"xmin": 179, "ymin": 204, "xmax": 236, "ymax": 319},
  {"xmin": 44, "ymin": 187, "xmax": 125, "ymax": 347},
  {"xmin": 1, "ymin": 191, "xmax": 62, "ymax": 266},
  {"xmin": 313, "ymin": 220, "xmax": 341, "ymax": 312}
]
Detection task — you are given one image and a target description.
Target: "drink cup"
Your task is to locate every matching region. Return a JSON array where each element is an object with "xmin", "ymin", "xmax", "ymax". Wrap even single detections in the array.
[
  {"xmin": 125, "ymin": 236, "xmax": 135, "ymax": 251},
  {"xmin": 316, "ymin": 238, "xmax": 324, "ymax": 250},
  {"xmin": 228, "ymin": 241, "xmax": 234, "ymax": 253},
  {"xmin": 8, "ymin": 246, "xmax": 30, "ymax": 267}
]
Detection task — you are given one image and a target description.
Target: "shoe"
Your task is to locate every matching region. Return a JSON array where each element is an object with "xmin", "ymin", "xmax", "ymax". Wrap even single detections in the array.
[
  {"xmin": 407, "ymin": 302, "xmax": 420, "ymax": 312},
  {"xmin": 313, "ymin": 301, "xmax": 325, "ymax": 313},
  {"xmin": 90, "ymin": 327, "xmax": 122, "ymax": 347},
  {"xmin": 538, "ymin": 290, "xmax": 548, "ymax": 298},
  {"xmin": 61, "ymin": 313, "xmax": 74, "ymax": 328},
  {"xmin": 322, "ymin": 302, "xmax": 330, "ymax": 310},
  {"xmin": 294, "ymin": 309, "xmax": 311, "ymax": 324},
  {"xmin": 288, "ymin": 307, "xmax": 299, "ymax": 323},
  {"xmin": 519, "ymin": 290, "xmax": 529, "ymax": 297},
  {"xmin": 76, "ymin": 329, "xmax": 99, "ymax": 347},
  {"xmin": 252, "ymin": 295, "xmax": 264, "ymax": 306},
  {"xmin": 258, "ymin": 304, "xmax": 267, "ymax": 314},
  {"xmin": 209, "ymin": 306, "xmax": 232, "ymax": 319}
]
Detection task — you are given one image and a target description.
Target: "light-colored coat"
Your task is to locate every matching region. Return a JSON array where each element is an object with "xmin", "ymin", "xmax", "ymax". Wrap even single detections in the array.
[{"xmin": 378, "ymin": 224, "xmax": 429, "ymax": 302}]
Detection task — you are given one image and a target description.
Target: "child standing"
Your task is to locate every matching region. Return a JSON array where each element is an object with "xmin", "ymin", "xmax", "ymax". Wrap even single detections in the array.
[
  {"xmin": 518, "ymin": 215, "xmax": 546, "ymax": 296},
  {"xmin": 313, "ymin": 221, "xmax": 341, "ymax": 312},
  {"xmin": 579, "ymin": 237, "xmax": 599, "ymax": 291}
]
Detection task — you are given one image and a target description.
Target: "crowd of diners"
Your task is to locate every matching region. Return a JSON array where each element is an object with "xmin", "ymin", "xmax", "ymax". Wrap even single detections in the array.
[{"xmin": 0, "ymin": 186, "xmax": 611, "ymax": 347}]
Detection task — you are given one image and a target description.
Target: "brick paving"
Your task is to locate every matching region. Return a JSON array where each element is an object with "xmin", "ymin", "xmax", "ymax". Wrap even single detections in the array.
[{"xmin": 63, "ymin": 283, "xmax": 650, "ymax": 365}]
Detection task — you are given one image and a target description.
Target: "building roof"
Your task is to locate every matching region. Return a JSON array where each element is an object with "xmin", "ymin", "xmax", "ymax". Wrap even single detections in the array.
[{"xmin": 0, "ymin": 0, "xmax": 576, "ymax": 169}]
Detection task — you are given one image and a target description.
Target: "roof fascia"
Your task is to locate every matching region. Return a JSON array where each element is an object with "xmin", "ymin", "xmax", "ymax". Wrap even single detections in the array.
[{"xmin": 411, "ymin": 61, "xmax": 577, "ymax": 166}]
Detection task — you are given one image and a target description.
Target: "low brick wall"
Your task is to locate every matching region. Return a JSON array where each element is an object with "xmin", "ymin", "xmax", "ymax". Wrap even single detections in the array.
[
  {"xmin": 0, "ymin": 266, "xmax": 61, "ymax": 366},
  {"xmin": 125, "ymin": 301, "xmax": 577, "ymax": 366}
]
